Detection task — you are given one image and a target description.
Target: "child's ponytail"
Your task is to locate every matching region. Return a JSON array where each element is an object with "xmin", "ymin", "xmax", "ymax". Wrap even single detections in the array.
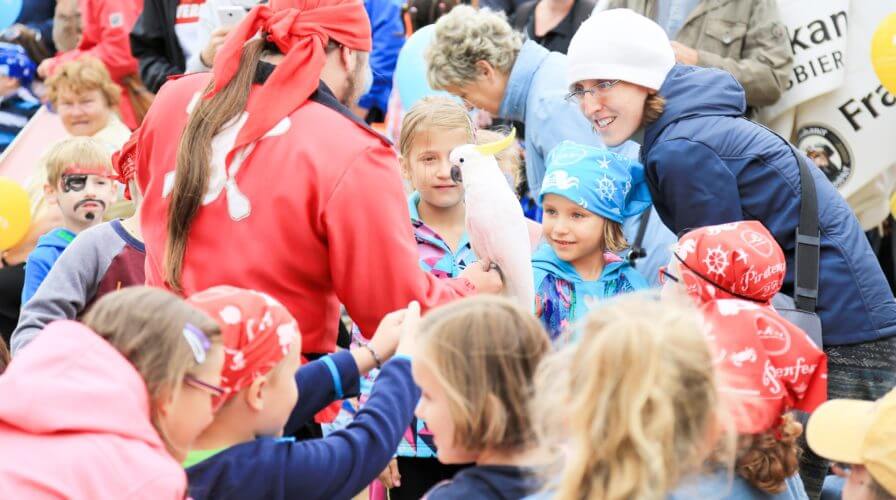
[{"xmin": 735, "ymin": 413, "xmax": 803, "ymax": 494}]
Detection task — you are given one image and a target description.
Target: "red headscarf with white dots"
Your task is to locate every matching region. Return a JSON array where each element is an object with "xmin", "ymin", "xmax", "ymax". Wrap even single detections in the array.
[{"xmin": 187, "ymin": 285, "xmax": 300, "ymax": 408}]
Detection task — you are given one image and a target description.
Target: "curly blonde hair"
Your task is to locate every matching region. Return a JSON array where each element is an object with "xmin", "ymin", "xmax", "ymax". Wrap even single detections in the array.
[
  {"xmin": 425, "ymin": 5, "xmax": 523, "ymax": 91},
  {"xmin": 46, "ymin": 56, "xmax": 120, "ymax": 108},
  {"xmin": 735, "ymin": 413, "xmax": 803, "ymax": 494},
  {"xmin": 533, "ymin": 293, "xmax": 720, "ymax": 500}
]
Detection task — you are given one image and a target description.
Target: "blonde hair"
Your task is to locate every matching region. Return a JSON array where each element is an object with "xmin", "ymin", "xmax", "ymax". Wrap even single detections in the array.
[
  {"xmin": 426, "ymin": 5, "xmax": 523, "ymax": 91},
  {"xmin": 735, "ymin": 413, "xmax": 802, "ymax": 494},
  {"xmin": 533, "ymin": 293, "xmax": 720, "ymax": 500},
  {"xmin": 44, "ymin": 136, "xmax": 114, "ymax": 187},
  {"xmin": 417, "ymin": 295, "xmax": 551, "ymax": 453},
  {"xmin": 46, "ymin": 56, "xmax": 120, "ymax": 108},
  {"xmin": 476, "ymin": 128, "xmax": 523, "ymax": 196},
  {"xmin": 81, "ymin": 286, "xmax": 222, "ymax": 457},
  {"xmin": 399, "ymin": 96, "xmax": 474, "ymax": 158},
  {"xmin": 603, "ymin": 220, "xmax": 628, "ymax": 253}
]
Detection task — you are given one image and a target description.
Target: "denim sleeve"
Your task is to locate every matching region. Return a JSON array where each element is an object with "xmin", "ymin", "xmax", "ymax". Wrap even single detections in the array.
[{"xmin": 526, "ymin": 97, "xmax": 604, "ymax": 202}]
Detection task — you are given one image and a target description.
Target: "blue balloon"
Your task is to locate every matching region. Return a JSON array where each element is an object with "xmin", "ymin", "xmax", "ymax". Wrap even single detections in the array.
[
  {"xmin": 393, "ymin": 25, "xmax": 457, "ymax": 110},
  {"xmin": 0, "ymin": 0, "xmax": 22, "ymax": 32}
]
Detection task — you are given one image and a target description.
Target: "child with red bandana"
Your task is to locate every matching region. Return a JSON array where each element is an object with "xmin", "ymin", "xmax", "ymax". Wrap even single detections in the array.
[
  {"xmin": 661, "ymin": 220, "xmax": 830, "ymax": 497},
  {"xmin": 670, "ymin": 298, "xmax": 828, "ymax": 499},
  {"xmin": 21, "ymin": 137, "xmax": 116, "ymax": 304},
  {"xmin": 184, "ymin": 286, "xmax": 421, "ymax": 500}
]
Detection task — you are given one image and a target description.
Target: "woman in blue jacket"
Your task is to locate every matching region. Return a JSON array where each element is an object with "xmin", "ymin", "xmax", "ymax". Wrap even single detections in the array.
[{"xmin": 565, "ymin": 9, "xmax": 896, "ymax": 497}]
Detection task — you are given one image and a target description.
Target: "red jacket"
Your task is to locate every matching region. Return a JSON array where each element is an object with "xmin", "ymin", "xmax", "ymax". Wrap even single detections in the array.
[
  {"xmin": 45, "ymin": 0, "xmax": 143, "ymax": 129},
  {"xmin": 135, "ymin": 73, "xmax": 475, "ymax": 354}
]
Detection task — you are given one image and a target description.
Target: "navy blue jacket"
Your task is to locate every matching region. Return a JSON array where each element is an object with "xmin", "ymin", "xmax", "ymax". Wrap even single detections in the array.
[
  {"xmin": 643, "ymin": 64, "xmax": 896, "ymax": 346},
  {"xmin": 187, "ymin": 352, "xmax": 420, "ymax": 500},
  {"xmin": 424, "ymin": 465, "xmax": 539, "ymax": 499}
]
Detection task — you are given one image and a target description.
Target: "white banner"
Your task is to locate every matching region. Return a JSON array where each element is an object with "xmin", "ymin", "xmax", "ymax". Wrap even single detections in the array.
[
  {"xmin": 792, "ymin": 3, "xmax": 896, "ymax": 198},
  {"xmin": 764, "ymin": 1, "xmax": 896, "ymax": 199},
  {"xmin": 762, "ymin": 0, "xmax": 849, "ymax": 120}
]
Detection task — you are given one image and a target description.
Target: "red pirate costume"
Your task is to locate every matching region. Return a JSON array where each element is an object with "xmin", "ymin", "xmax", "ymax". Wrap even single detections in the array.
[{"xmin": 135, "ymin": 0, "xmax": 475, "ymax": 355}]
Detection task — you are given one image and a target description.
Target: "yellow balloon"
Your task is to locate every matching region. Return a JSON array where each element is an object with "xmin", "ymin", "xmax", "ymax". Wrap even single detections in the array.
[
  {"xmin": 872, "ymin": 12, "xmax": 896, "ymax": 95},
  {"xmin": 0, "ymin": 177, "xmax": 31, "ymax": 251}
]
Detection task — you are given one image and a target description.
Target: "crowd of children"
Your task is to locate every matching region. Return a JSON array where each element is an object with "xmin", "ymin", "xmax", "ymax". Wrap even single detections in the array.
[{"xmin": 0, "ymin": 0, "xmax": 894, "ymax": 499}]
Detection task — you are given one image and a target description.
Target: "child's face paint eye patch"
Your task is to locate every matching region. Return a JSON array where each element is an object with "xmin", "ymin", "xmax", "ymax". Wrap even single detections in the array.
[{"xmin": 62, "ymin": 174, "xmax": 88, "ymax": 192}]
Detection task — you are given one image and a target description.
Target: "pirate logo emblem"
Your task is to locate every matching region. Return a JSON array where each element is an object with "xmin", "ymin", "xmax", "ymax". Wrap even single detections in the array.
[{"xmin": 796, "ymin": 124, "xmax": 853, "ymax": 188}]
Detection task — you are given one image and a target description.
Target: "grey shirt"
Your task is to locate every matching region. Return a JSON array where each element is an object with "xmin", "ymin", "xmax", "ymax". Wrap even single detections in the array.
[{"xmin": 12, "ymin": 220, "xmax": 145, "ymax": 354}]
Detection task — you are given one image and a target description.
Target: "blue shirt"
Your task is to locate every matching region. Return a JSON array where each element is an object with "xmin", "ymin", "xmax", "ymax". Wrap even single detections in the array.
[
  {"xmin": 671, "ymin": 471, "xmax": 809, "ymax": 500},
  {"xmin": 498, "ymin": 41, "xmax": 609, "ymax": 196},
  {"xmin": 22, "ymin": 228, "xmax": 76, "ymax": 304},
  {"xmin": 656, "ymin": 0, "xmax": 703, "ymax": 38},
  {"xmin": 359, "ymin": 0, "xmax": 405, "ymax": 113}
]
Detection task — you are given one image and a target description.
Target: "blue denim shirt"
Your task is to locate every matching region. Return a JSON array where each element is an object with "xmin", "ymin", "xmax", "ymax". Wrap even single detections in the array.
[{"xmin": 499, "ymin": 41, "xmax": 608, "ymax": 195}]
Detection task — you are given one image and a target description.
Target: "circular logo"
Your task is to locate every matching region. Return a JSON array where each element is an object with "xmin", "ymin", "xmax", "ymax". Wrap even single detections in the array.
[{"xmin": 796, "ymin": 124, "xmax": 853, "ymax": 188}]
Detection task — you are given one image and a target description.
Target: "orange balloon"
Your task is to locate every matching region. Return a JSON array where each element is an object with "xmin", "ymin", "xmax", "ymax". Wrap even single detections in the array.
[
  {"xmin": 872, "ymin": 12, "xmax": 896, "ymax": 95},
  {"xmin": 0, "ymin": 177, "xmax": 31, "ymax": 251}
]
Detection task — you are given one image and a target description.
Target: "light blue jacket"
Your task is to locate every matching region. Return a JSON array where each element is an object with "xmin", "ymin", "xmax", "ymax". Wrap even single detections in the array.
[
  {"xmin": 499, "ymin": 41, "xmax": 614, "ymax": 194},
  {"xmin": 671, "ymin": 472, "xmax": 809, "ymax": 500},
  {"xmin": 532, "ymin": 243, "xmax": 648, "ymax": 340}
]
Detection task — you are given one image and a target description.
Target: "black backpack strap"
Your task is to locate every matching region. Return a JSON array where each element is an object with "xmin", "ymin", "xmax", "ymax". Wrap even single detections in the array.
[
  {"xmin": 742, "ymin": 118, "xmax": 820, "ymax": 313},
  {"xmin": 793, "ymin": 148, "xmax": 820, "ymax": 313},
  {"xmin": 628, "ymin": 208, "xmax": 651, "ymax": 266}
]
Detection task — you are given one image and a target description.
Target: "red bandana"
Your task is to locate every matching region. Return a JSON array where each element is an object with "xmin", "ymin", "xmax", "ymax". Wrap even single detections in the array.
[
  {"xmin": 207, "ymin": 0, "xmax": 372, "ymax": 170},
  {"xmin": 701, "ymin": 299, "xmax": 828, "ymax": 434},
  {"xmin": 675, "ymin": 221, "xmax": 786, "ymax": 305},
  {"xmin": 187, "ymin": 286, "xmax": 300, "ymax": 408},
  {"xmin": 111, "ymin": 132, "xmax": 138, "ymax": 199}
]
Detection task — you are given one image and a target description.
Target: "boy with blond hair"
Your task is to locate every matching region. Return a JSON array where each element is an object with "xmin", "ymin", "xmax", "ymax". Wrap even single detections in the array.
[{"xmin": 20, "ymin": 137, "xmax": 116, "ymax": 304}]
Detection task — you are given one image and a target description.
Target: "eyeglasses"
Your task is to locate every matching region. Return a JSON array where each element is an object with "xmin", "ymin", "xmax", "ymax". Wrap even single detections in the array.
[
  {"xmin": 658, "ymin": 266, "xmax": 680, "ymax": 285},
  {"xmin": 565, "ymin": 80, "xmax": 621, "ymax": 103},
  {"xmin": 184, "ymin": 374, "xmax": 226, "ymax": 398}
]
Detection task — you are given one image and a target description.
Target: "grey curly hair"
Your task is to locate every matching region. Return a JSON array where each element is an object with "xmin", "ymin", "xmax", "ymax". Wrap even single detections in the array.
[{"xmin": 425, "ymin": 5, "xmax": 523, "ymax": 91}]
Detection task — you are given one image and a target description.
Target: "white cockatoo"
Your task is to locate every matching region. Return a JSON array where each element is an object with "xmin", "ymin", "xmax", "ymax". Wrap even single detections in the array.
[{"xmin": 449, "ymin": 128, "xmax": 534, "ymax": 309}]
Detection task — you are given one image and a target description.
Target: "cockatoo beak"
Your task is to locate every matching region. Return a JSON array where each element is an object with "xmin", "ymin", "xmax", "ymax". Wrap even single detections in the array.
[
  {"xmin": 450, "ymin": 165, "xmax": 463, "ymax": 184},
  {"xmin": 473, "ymin": 127, "xmax": 516, "ymax": 156}
]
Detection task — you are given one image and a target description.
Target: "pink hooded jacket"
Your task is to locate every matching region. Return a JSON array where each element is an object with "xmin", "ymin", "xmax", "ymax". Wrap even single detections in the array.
[{"xmin": 0, "ymin": 321, "xmax": 186, "ymax": 498}]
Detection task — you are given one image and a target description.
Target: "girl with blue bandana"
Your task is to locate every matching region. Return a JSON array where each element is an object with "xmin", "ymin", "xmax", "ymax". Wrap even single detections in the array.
[
  {"xmin": 534, "ymin": 141, "xmax": 651, "ymax": 340},
  {"xmin": 0, "ymin": 42, "xmax": 38, "ymax": 153}
]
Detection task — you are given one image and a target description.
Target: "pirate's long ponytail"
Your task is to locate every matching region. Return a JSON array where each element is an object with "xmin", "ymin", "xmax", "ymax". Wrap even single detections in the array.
[{"xmin": 164, "ymin": 39, "xmax": 266, "ymax": 293}]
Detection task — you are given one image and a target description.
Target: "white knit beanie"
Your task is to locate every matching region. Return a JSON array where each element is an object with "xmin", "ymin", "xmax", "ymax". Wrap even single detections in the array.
[{"xmin": 567, "ymin": 9, "xmax": 676, "ymax": 91}]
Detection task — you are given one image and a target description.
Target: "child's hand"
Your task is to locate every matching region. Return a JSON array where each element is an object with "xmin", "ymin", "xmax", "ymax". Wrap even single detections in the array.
[
  {"xmin": 396, "ymin": 301, "xmax": 421, "ymax": 357},
  {"xmin": 377, "ymin": 458, "xmax": 401, "ymax": 489},
  {"xmin": 368, "ymin": 308, "xmax": 407, "ymax": 361}
]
